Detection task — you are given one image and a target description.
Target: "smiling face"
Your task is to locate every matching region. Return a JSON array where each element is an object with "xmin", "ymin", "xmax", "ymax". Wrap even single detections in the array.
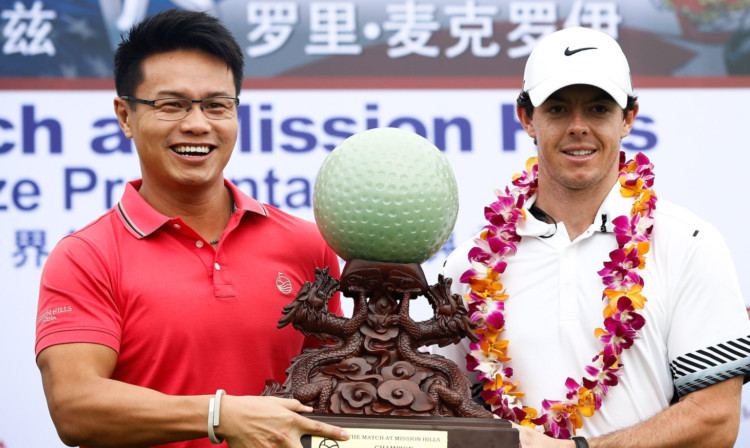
[
  {"xmin": 518, "ymin": 84, "xmax": 637, "ymax": 197},
  {"xmin": 114, "ymin": 49, "xmax": 238, "ymax": 196}
]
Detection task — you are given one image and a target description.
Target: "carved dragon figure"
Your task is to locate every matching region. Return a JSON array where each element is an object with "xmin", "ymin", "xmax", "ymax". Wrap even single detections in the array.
[
  {"xmin": 262, "ymin": 266, "xmax": 368, "ymax": 410},
  {"xmin": 395, "ymin": 274, "xmax": 491, "ymax": 418}
]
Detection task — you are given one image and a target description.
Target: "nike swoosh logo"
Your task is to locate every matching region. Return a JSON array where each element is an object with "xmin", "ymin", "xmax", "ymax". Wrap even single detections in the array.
[{"xmin": 564, "ymin": 46, "xmax": 597, "ymax": 56}]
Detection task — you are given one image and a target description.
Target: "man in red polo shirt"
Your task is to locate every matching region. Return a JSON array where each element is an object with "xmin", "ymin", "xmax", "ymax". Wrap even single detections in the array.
[{"xmin": 35, "ymin": 9, "xmax": 349, "ymax": 448}]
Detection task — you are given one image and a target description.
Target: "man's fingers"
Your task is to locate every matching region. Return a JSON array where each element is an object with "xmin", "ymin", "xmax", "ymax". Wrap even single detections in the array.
[
  {"xmin": 300, "ymin": 416, "xmax": 349, "ymax": 441},
  {"xmin": 263, "ymin": 397, "xmax": 349, "ymax": 442},
  {"xmin": 275, "ymin": 397, "xmax": 314, "ymax": 413}
]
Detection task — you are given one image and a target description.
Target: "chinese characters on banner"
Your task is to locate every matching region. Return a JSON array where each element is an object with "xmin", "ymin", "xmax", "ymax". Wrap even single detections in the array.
[{"xmin": 5, "ymin": 0, "xmax": 749, "ymax": 79}]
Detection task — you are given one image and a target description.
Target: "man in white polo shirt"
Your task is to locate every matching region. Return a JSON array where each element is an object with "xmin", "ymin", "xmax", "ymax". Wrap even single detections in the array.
[{"xmin": 437, "ymin": 27, "xmax": 750, "ymax": 448}]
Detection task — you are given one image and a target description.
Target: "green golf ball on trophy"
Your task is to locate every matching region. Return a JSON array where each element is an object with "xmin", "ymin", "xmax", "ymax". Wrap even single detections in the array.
[{"xmin": 313, "ymin": 127, "xmax": 459, "ymax": 264}]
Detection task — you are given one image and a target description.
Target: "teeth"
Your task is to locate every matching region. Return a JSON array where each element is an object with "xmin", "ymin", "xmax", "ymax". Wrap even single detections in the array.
[
  {"xmin": 173, "ymin": 145, "xmax": 210, "ymax": 155},
  {"xmin": 566, "ymin": 150, "xmax": 594, "ymax": 156}
]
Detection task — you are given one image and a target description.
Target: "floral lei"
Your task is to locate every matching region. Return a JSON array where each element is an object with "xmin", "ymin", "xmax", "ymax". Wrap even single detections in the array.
[{"xmin": 462, "ymin": 151, "xmax": 657, "ymax": 439}]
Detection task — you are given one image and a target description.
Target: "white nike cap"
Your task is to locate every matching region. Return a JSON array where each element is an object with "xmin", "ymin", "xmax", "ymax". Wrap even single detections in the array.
[{"xmin": 522, "ymin": 27, "xmax": 634, "ymax": 108}]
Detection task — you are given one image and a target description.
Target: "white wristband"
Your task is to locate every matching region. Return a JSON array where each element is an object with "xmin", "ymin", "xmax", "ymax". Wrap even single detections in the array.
[{"xmin": 208, "ymin": 389, "xmax": 226, "ymax": 444}]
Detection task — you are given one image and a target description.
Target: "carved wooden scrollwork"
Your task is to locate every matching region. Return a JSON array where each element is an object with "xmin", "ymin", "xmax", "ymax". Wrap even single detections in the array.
[{"xmin": 261, "ymin": 259, "xmax": 491, "ymax": 418}]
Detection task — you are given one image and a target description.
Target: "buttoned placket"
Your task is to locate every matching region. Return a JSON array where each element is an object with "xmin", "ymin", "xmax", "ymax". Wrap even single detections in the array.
[
  {"xmin": 547, "ymin": 221, "xmax": 603, "ymax": 323},
  {"xmin": 211, "ymin": 211, "xmax": 244, "ymax": 298},
  {"xmin": 166, "ymin": 217, "xmax": 236, "ymax": 298}
]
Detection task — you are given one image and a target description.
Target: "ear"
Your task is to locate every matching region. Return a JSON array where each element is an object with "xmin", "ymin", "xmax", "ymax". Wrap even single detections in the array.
[
  {"xmin": 620, "ymin": 102, "xmax": 639, "ymax": 139},
  {"xmin": 516, "ymin": 105, "xmax": 536, "ymax": 139},
  {"xmin": 114, "ymin": 97, "xmax": 133, "ymax": 139}
]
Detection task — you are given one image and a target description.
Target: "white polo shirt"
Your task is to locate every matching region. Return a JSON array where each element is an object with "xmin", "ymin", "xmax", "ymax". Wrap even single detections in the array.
[{"xmin": 437, "ymin": 183, "xmax": 750, "ymax": 437}]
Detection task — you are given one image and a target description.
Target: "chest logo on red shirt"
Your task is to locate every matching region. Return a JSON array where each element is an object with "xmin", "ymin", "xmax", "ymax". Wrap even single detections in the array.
[{"xmin": 276, "ymin": 272, "xmax": 293, "ymax": 294}]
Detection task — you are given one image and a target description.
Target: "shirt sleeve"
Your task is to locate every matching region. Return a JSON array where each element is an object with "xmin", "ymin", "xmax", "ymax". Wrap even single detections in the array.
[
  {"xmin": 35, "ymin": 235, "xmax": 122, "ymax": 356},
  {"xmin": 666, "ymin": 222, "xmax": 750, "ymax": 397}
]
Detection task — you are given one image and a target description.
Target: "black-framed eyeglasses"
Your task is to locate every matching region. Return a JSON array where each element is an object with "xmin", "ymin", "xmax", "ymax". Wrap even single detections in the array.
[{"xmin": 121, "ymin": 96, "xmax": 240, "ymax": 121}]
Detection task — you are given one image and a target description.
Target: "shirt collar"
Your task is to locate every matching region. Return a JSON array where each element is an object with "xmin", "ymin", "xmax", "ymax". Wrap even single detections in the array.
[
  {"xmin": 116, "ymin": 179, "xmax": 268, "ymax": 239},
  {"xmin": 595, "ymin": 181, "xmax": 633, "ymax": 234},
  {"xmin": 517, "ymin": 181, "xmax": 630, "ymax": 238},
  {"xmin": 226, "ymin": 179, "xmax": 269, "ymax": 217},
  {"xmin": 517, "ymin": 193, "xmax": 555, "ymax": 238}
]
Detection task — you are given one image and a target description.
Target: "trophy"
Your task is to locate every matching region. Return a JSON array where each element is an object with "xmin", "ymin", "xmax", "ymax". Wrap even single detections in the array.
[{"xmin": 262, "ymin": 127, "xmax": 517, "ymax": 448}]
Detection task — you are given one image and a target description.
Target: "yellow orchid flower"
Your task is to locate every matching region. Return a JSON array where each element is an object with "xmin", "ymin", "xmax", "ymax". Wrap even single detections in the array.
[
  {"xmin": 577, "ymin": 389, "xmax": 597, "ymax": 417},
  {"xmin": 480, "ymin": 329, "xmax": 510, "ymax": 361},
  {"xmin": 622, "ymin": 159, "xmax": 638, "ymax": 173},
  {"xmin": 619, "ymin": 174, "xmax": 645, "ymax": 197},
  {"xmin": 625, "ymin": 242, "xmax": 650, "ymax": 268},
  {"xmin": 469, "ymin": 268, "xmax": 506, "ymax": 297},
  {"xmin": 569, "ymin": 411, "xmax": 584, "ymax": 432},
  {"xmin": 603, "ymin": 285, "xmax": 647, "ymax": 317},
  {"xmin": 632, "ymin": 190, "xmax": 652, "ymax": 216},
  {"xmin": 512, "ymin": 157, "xmax": 539, "ymax": 183},
  {"xmin": 525, "ymin": 157, "xmax": 538, "ymax": 174}
]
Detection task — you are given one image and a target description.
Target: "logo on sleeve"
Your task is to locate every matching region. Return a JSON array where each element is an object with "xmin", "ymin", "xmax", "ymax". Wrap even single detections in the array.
[
  {"xmin": 37, "ymin": 306, "xmax": 73, "ymax": 325},
  {"xmin": 564, "ymin": 46, "xmax": 596, "ymax": 56},
  {"xmin": 276, "ymin": 272, "xmax": 292, "ymax": 294}
]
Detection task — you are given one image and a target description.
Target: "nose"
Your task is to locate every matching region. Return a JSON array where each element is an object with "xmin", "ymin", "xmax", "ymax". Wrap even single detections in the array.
[
  {"xmin": 568, "ymin": 110, "xmax": 589, "ymax": 136},
  {"xmin": 179, "ymin": 105, "xmax": 211, "ymax": 134}
]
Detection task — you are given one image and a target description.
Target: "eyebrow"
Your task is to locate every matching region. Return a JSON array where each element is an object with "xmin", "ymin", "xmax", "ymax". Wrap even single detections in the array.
[{"xmin": 154, "ymin": 90, "xmax": 233, "ymax": 98}]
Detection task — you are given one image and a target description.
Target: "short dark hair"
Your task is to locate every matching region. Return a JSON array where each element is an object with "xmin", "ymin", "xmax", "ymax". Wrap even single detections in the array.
[
  {"xmin": 114, "ymin": 9, "xmax": 244, "ymax": 97},
  {"xmin": 516, "ymin": 89, "xmax": 638, "ymax": 120}
]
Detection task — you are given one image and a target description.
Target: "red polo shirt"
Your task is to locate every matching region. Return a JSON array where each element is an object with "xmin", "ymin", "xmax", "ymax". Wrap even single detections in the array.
[{"xmin": 36, "ymin": 179, "xmax": 342, "ymax": 408}]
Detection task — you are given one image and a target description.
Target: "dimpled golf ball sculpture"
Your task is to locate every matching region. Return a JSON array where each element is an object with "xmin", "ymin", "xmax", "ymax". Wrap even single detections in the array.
[{"xmin": 313, "ymin": 127, "xmax": 458, "ymax": 264}]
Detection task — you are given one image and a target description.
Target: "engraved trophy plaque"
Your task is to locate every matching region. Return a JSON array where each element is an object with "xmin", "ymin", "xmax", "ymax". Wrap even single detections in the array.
[{"xmin": 262, "ymin": 128, "xmax": 517, "ymax": 448}]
